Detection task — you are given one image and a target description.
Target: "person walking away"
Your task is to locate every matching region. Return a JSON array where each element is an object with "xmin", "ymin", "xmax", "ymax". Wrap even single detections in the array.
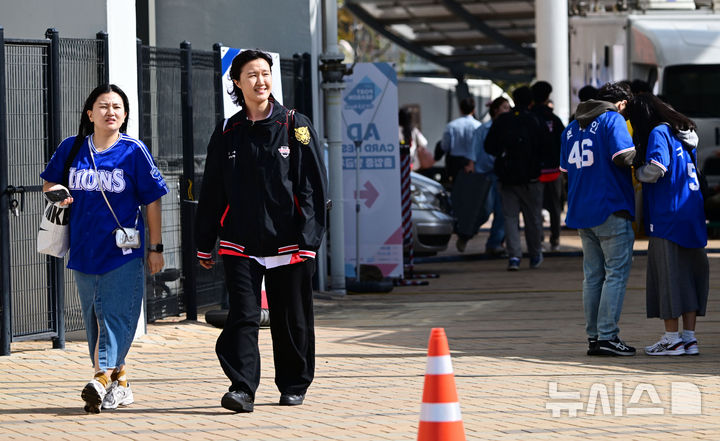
[
  {"xmin": 627, "ymin": 93, "xmax": 709, "ymax": 356},
  {"xmin": 40, "ymin": 84, "xmax": 168, "ymax": 412},
  {"xmin": 484, "ymin": 86, "xmax": 546, "ymax": 270},
  {"xmin": 440, "ymin": 97, "xmax": 482, "ymax": 251},
  {"xmin": 470, "ymin": 96, "xmax": 511, "ymax": 256},
  {"xmin": 195, "ymin": 50, "xmax": 328, "ymax": 412},
  {"xmin": 531, "ymin": 81, "xmax": 566, "ymax": 251},
  {"xmin": 560, "ymin": 81, "xmax": 637, "ymax": 356}
]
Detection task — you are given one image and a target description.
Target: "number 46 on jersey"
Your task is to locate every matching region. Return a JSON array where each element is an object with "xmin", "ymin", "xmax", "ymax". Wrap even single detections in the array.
[{"xmin": 568, "ymin": 139, "xmax": 594, "ymax": 169}]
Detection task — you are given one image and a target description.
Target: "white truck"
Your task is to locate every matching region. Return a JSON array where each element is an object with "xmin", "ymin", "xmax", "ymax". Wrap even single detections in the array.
[{"xmin": 569, "ymin": 4, "xmax": 720, "ymax": 182}]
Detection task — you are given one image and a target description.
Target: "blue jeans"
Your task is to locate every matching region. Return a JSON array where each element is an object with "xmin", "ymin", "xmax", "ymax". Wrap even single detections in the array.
[
  {"xmin": 74, "ymin": 258, "xmax": 144, "ymax": 370},
  {"xmin": 483, "ymin": 175, "xmax": 505, "ymax": 250},
  {"xmin": 578, "ymin": 215, "xmax": 634, "ymax": 340}
]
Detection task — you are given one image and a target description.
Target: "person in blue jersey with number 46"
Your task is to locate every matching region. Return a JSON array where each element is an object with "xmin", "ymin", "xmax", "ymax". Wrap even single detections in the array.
[
  {"xmin": 41, "ymin": 84, "xmax": 169, "ymax": 413},
  {"xmin": 560, "ymin": 82, "xmax": 637, "ymax": 357},
  {"xmin": 627, "ymin": 93, "xmax": 709, "ymax": 356}
]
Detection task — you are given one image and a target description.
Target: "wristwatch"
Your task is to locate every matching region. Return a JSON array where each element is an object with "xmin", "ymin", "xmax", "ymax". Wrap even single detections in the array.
[{"xmin": 148, "ymin": 243, "xmax": 164, "ymax": 253}]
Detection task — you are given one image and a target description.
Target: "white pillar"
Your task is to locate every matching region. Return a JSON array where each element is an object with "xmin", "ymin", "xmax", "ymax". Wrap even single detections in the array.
[
  {"xmin": 321, "ymin": 0, "xmax": 346, "ymax": 293},
  {"xmin": 106, "ymin": 0, "xmax": 146, "ymax": 336},
  {"xmin": 535, "ymin": 0, "xmax": 570, "ymax": 124}
]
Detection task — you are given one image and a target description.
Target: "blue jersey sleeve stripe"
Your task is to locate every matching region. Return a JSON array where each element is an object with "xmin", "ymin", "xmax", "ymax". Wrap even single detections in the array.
[
  {"xmin": 650, "ymin": 159, "xmax": 668, "ymax": 173},
  {"xmin": 122, "ymin": 134, "xmax": 156, "ymax": 168},
  {"xmin": 611, "ymin": 146, "xmax": 635, "ymax": 159}
]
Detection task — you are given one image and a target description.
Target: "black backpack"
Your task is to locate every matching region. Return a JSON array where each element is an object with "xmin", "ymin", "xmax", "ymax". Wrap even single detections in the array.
[{"xmin": 490, "ymin": 110, "xmax": 541, "ymax": 185}]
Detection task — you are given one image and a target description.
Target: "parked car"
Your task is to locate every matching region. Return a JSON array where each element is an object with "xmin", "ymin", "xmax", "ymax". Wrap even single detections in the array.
[{"xmin": 409, "ymin": 171, "xmax": 454, "ymax": 256}]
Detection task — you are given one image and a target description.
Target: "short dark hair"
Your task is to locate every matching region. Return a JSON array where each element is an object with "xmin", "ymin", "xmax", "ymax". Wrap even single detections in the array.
[
  {"xmin": 597, "ymin": 81, "xmax": 632, "ymax": 103},
  {"xmin": 228, "ymin": 49, "xmax": 274, "ymax": 107},
  {"xmin": 459, "ymin": 97, "xmax": 475, "ymax": 115},
  {"xmin": 512, "ymin": 86, "xmax": 533, "ymax": 108},
  {"xmin": 531, "ymin": 81, "xmax": 552, "ymax": 104},
  {"xmin": 78, "ymin": 84, "xmax": 129, "ymax": 138},
  {"xmin": 578, "ymin": 85, "xmax": 598, "ymax": 102},
  {"xmin": 488, "ymin": 96, "xmax": 509, "ymax": 119}
]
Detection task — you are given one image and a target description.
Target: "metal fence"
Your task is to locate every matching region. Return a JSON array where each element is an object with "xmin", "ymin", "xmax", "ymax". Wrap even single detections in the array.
[
  {"xmin": 1, "ymin": 30, "xmax": 314, "ymax": 354},
  {"xmin": 0, "ymin": 28, "xmax": 107, "ymax": 355}
]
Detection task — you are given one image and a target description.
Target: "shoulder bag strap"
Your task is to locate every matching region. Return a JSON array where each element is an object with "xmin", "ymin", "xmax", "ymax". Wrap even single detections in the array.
[
  {"xmin": 61, "ymin": 135, "xmax": 86, "ymax": 187},
  {"xmin": 88, "ymin": 140, "xmax": 139, "ymax": 235}
]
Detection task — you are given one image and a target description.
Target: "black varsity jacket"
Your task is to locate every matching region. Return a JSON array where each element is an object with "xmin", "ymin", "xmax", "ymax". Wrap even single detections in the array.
[{"xmin": 195, "ymin": 102, "xmax": 328, "ymax": 260}]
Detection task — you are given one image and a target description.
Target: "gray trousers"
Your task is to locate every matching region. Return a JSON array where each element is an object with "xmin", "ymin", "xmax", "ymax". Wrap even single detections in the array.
[{"xmin": 500, "ymin": 182, "xmax": 544, "ymax": 259}]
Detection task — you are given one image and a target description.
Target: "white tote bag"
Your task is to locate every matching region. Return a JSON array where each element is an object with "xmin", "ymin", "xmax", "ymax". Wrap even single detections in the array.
[{"xmin": 37, "ymin": 201, "xmax": 70, "ymax": 257}]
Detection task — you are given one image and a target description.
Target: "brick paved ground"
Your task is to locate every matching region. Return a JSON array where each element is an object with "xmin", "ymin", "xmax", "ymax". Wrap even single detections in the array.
[{"xmin": 1, "ymin": 232, "xmax": 719, "ymax": 440}]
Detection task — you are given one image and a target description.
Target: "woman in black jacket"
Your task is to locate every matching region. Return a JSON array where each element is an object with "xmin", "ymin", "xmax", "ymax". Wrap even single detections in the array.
[{"xmin": 195, "ymin": 49, "xmax": 327, "ymax": 412}]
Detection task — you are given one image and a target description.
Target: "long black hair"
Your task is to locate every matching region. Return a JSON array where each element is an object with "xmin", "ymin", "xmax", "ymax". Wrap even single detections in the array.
[
  {"xmin": 398, "ymin": 108, "xmax": 413, "ymax": 146},
  {"xmin": 77, "ymin": 84, "xmax": 129, "ymax": 138},
  {"xmin": 228, "ymin": 49, "xmax": 274, "ymax": 107},
  {"xmin": 627, "ymin": 93, "xmax": 696, "ymax": 162}
]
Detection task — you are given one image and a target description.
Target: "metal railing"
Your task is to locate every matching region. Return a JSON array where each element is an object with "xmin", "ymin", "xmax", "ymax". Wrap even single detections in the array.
[{"xmin": 0, "ymin": 28, "xmax": 107, "ymax": 355}]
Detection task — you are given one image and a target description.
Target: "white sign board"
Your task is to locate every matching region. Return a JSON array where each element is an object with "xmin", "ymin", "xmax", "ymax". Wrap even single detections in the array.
[
  {"xmin": 220, "ymin": 47, "xmax": 283, "ymax": 118},
  {"xmin": 341, "ymin": 63, "xmax": 403, "ymax": 279}
]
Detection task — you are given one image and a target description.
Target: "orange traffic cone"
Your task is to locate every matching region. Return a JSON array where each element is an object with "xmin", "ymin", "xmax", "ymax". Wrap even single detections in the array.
[{"xmin": 417, "ymin": 328, "xmax": 466, "ymax": 441}]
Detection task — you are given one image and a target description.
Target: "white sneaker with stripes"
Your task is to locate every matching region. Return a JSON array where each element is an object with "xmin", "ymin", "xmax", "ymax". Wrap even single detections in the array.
[
  {"xmin": 101, "ymin": 382, "xmax": 134, "ymax": 410},
  {"xmin": 645, "ymin": 335, "xmax": 685, "ymax": 356},
  {"xmin": 683, "ymin": 338, "xmax": 699, "ymax": 355}
]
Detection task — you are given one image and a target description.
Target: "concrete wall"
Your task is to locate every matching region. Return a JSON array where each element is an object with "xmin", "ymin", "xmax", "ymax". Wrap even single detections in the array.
[
  {"xmin": 153, "ymin": 0, "xmax": 313, "ymax": 57},
  {"xmin": 0, "ymin": 0, "xmax": 106, "ymax": 39}
]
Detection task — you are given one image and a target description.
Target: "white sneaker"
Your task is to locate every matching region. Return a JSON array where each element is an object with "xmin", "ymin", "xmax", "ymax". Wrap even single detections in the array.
[
  {"xmin": 683, "ymin": 338, "xmax": 699, "ymax": 355},
  {"xmin": 81, "ymin": 379, "xmax": 108, "ymax": 413},
  {"xmin": 102, "ymin": 382, "xmax": 134, "ymax": 409},
  {"xmin": 645, "ymin": 335, "xmax": 685, "ymax": 356}
]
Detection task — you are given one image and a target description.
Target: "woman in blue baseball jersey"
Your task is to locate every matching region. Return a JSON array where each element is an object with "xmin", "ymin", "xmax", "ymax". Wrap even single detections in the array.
[
  {"xmin": 41, "ymin": 84, "xmax": 168, "ymax": 412},
  {"xmin": 628, "ymin": 93, "xmax": 709, "ymax": 356}
]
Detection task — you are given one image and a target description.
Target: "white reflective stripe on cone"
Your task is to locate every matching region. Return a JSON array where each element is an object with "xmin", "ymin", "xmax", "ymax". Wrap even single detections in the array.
[
  {"xmin": 425, "ymin": 355, "xmax": 453, "ymax": 375},
  {"xmin": 420, "ymin": 402, "xmax": 462, "ymax": 422}
]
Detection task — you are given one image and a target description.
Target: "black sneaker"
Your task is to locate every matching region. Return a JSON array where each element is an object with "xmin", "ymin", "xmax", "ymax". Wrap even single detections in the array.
[
  {"xmin": 587, "ymin": 337, "xmax": 600, "ymax": 355},
  {"xmin": 597, "ymin": 336, "xmax": 636, "ymax": 356}
]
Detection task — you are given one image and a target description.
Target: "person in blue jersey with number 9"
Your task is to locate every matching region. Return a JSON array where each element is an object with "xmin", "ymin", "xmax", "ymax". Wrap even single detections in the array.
[
  {"xmin": 560, "ymin": 82, "xmax": 637, "ymax": 357},
  {"xmin": 40, "ymin": 84, "xmax": 169, "ymax": 413},
  {"xmin": 194, "ymin": 49, "xmax": 328, "ymax": 413},
  {"xmin": 627, "ymin": 93, "xmax": 709, "ymax": 356}
]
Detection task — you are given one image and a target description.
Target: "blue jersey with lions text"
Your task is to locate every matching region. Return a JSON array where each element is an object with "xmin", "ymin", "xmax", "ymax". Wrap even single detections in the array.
[
  {"xmin": 560, "ymin": 111, "xmax": 635, "ymax": 229},
  {"xmin": 41, "ymin": 134, "xmax": 168, "ymax": 274}
]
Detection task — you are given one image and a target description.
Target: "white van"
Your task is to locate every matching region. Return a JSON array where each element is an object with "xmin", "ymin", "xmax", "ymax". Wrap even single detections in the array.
[{"xmin": 569, "ymin": 9, "xmax": 720, "ymax": 182}]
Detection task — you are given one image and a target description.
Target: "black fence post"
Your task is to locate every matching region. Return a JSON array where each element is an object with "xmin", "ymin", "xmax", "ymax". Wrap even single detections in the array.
[
  {"xmin": 180, "ymin": 41, "xmax": 197, "ymax": 321},
  {"xmin": 45, "ymin": 28, "xmax": 65, "ymax": 350},
  {"xmin": 212, "ymin": 43, "xmax": 224, "ymax": 123},
  {"xmin": 0, "ymin": 27, "xmax": 11, "ymax": 356},
  {"xmin": 293, "ymin": 53, "xmax": 314, "ymax": 120},
  {"xmin": 96, "ymin": 31, "xmax": 109, "ymax": 84}
]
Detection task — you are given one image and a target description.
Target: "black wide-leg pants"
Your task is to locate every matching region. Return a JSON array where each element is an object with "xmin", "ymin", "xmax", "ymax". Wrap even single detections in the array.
[{"xmin": 217, "ymin": 255, "xmax": 316, "ymax": 399}]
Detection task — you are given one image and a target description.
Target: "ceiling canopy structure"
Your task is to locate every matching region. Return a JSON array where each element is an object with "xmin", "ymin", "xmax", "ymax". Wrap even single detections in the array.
[{"xmin": 344, "ymin": 0, "xmax": 538, "ymax": 82}]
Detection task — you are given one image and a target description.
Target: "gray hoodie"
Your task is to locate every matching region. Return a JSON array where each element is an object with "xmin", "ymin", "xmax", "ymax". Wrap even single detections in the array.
[
  {"xmin": 574, "ymin": 100, "xmax": 636, "ymax": 167},
  {"xmin": 635, "ymin": 126, "xmax": 699, "ymax": 183}
]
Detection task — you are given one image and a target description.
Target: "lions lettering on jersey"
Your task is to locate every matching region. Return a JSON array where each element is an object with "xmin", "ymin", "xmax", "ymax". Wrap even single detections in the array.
[{"xmin": 69, "ymin": 167, "xmax": 127, "ymax": 193}]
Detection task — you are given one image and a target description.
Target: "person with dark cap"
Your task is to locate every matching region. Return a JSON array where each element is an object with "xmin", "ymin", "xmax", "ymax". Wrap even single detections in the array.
[
  {"xmin": 531, "ymin": 81, "xmax": 566, "ymax": 252},
  {"xmin": 578, "ymin": 85, "xmax": 598, "ymax": 103},
  {"xmin": 560, "ymin": 81, "xmax": 637, "ymax": 357},
  {"xmin": 484, "ymin": 86, "xmax": 546, "ymax": 270}
]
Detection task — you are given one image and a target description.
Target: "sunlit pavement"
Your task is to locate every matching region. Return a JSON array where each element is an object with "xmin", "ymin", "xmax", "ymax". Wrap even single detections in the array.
[{"xmin": 2, "ymin": 229, "xmax": 719, "ymax": 440}]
